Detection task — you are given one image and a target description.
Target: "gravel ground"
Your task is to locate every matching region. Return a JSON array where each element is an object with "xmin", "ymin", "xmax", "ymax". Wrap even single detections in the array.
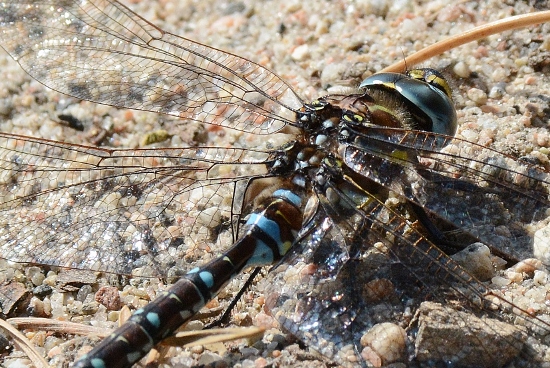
[{"xmin": 1, "ymin": 0, "xmax": 550, "ymax": 367}]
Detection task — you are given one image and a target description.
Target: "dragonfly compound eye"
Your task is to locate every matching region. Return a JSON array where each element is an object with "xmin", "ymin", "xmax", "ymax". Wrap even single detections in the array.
[{"xmin": 359, "ymin": 71, "xmax": 457, "ymax": 137}]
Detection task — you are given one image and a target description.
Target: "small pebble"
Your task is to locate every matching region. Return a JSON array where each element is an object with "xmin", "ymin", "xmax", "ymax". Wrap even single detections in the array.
[
  {"xmin": 66, "ymin": 301, "xmax": 83, "ymax": 315},
  {"xmin": 43, "ymin": 275, "xmax": 57, "ymax": 287},
  {"xmin": 270, "ymin": 334, "xmax": 286, "ymax": 345},
  {"xmin": 184, "ymin": 320, "xmax": 204, "ymax": 331},
  {"xmin": 81, "ymin": 302, "xmax": 99, "ymax": 315},
  {"xmin": 190, "ymin": 345, "xmax": 204, "ymax": 354},
  {"xmin": 453, "ymin": 61, "xmax": 471, "ymax": 78},
  {"xmin": 491, "ymin": 276, "xmax": 511, "ymax": 287},
  {"xmin": 534, "ymin": 270, "xmax": 548, "ymax": 285},
  {"xmin": 241, "ymin": 347, "xmax": 260, "ymax": 358},
  {"xmin": 254, "ymin": 357, "xmax": 268, "ymax": 367},
  {"xmin": 488, "ymin": 82, "xmax": 507, "ymax": 98},
  {"xmin": 33, "ymin": 284, "xmax": 52, "ymax": 298},
  {"xmin": 360, "ymin": 323, "xmax": 406, "ymax": 365},
  {"xmin": 107, "ymin": 310, "xmax": 120, "ymax": 322},
  {"xmin": 29, "ymin": 331, "xmax": 46, "ymax": 347},
  {"xmin": 467, "ymin": 87, "xmax": 488, "ymax": 105},
  {"xmin": 266, "ymin": 341, "xmax": 279, "ymax": 351},
  {"xmin": 28, "ymin": 268, "xmax": 45, "ymax": 287},
  {"xmin": 196, "ymin": 351, "xmax": 222, "ymax": 365},
  {"xmin": 95, "ymin": 286, "xmax": 122, "ymax": 311},
  {"xmin": 505, "ymin": 271, "xmax": 524, "ymax": 283},
  {"xmin": 512, "ymin": 258, "xmax": 542, "ymax": 274},
  {"xmin": 534, "ymin": 225, "xmax": 550, "ymax": 265},
  {"xmin": 451, "ymin": 243, "xmax": 495, "ymax": 281},
  {"xmin": 291, "ymin": 44, "xmax": 309, "ymax": 61},
  {"xmin": 44, "ymin": 336, "xmax": 64, "ymax": 354},
  {"xmin": 252, "ymin": 340, "xmax": 267, "ymax": 350},
  {"xmin": 364, "ymin": 278, "xmax": 394, "ymax": 302},
  {"xmin": 27, "ymin": 297, "xmax": 49, "ymax": 318},
  {"xmin": 241, "ymin": 359, "xmax": 256, "ymax": 368},
  {"xmin": 77, "ymin": 284, "xmax": 93, "ymax": 302}
]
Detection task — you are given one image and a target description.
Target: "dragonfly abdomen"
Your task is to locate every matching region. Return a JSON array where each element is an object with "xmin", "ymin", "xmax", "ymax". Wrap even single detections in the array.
[{"xmin": 72, "ymin": 187, "xmax": 305, "ymax": 368}]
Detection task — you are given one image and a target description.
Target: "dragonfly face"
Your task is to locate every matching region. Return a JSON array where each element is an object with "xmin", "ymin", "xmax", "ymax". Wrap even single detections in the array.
[{"xmin": 0, "ymin": 1, "xmax": 549, "ymax": 367}]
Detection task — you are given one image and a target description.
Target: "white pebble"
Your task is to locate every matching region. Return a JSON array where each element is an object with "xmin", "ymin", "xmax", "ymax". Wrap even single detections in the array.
[
  {"xmin": 453, "ymin": 61, "xmax": 470, "ymax": 78},
  {"xmin": 534, "ymin": 270, "xmax": 548, "ymax": 285},
  {"xmin": 467, "ymin": 87, "xmax": 488, "ymax": 104},
  {"xmin": 451, "ymin": 243, "xmax": 494, "ymax": 281},
  {"xmin": 534, "ymin": 225, "xmax": 550, "ymax": 265},
  {"xmin": 360, "ymin": 322, "xmax": 406, "ymax": 364},
  {"xmin": 291, "ymin": 44, "xmax": 309, "ymax": 61},
  {"xmin": 491, "ymin": 276, "xmax": 511, "ymax": 287}
]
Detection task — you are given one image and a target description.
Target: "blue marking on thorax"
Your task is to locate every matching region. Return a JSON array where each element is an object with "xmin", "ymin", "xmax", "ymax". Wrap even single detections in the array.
[
  {"xmin": 273, "ymin": 189, "xmax": 302, "ymax": 207},
  {"xmin": 245, "ymin": 213, "xmax": 286, "ymax": 267},
  {"xmin": 248, "ymin": 239, "xmax": 275, "ymax": 266},
  {"xmin": 246, "ymin": 213, "xmax": 282, "ymax": 245}
]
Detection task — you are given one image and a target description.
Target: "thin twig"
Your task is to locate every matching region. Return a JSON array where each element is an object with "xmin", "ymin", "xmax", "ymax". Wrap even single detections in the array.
[
  {"xmin": 0, "ymin": 318, "xmax": 49, "ymax": 368},
  {"xmin": 382, "ymin": 10, "xmax": 550, "ymax": 73}
]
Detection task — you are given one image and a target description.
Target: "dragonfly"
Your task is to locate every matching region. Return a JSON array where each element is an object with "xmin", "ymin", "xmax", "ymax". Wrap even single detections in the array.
[{"xmin": 0, "ymin": 0, "xmax": 549, "ymax": 367}]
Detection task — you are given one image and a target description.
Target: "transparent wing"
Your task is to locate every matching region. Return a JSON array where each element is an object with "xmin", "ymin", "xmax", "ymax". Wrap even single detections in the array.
[
  {"xmin": 342, "ymin": 126, "xmax": 550, "ymax": 263},
  {"xmin": 0, "ymin": 132, "xmax": 273, "ymax": 276},
  {"xmin": 0, "ymin": 0, "xmax": 303, "ymax": 134},
  {"xmin": 265, "ymin": 166, "xmax": 547, "ymax": 367}
]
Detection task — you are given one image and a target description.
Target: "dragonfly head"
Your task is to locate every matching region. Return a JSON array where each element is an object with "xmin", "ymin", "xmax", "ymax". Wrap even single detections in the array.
[{"xmin": 359, "ymin": 68, "xmax": 457, "ymax": 137}]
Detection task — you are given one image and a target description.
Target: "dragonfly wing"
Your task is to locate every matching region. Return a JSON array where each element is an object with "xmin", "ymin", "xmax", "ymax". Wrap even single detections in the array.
[
  {"xmin": 0, "ymin": 0, "xmax": 303, "ymax": 134},
  {"xmin": 264, "ymin": 167, "xmax": 542, "ymax": 367},
  {"xmin": 0, "ymin": 132, "xmax": 272, "ymax": 276},
  {"xmin": 342, "ymin": 126, "xmax": 550, "ymax": 263}
]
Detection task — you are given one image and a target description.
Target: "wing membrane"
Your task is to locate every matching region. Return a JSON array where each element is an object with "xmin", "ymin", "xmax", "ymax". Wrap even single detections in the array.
[
  {"xmin": 342, "ymin": 126, "xmax": 550, "ymax": 262},
  {"xmin": 0, "ymin": 0, "xmax": 303, "ymax": 134},
  {"xmin": 265, "ymin": 162, "xmax": 546, "ymax": 366},
  {"xmin": 0, "ymin": 132, "xmax": 272, "ymax": 276}
]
